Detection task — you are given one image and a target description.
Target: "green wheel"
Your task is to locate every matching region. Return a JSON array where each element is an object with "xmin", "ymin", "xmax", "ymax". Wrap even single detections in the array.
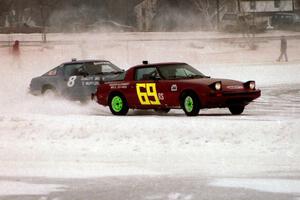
[
  {"xmin": 184, "ymin": 96, "xmax": 194, "ymax": 113},
  {"xmin": 181, "ymin": 92, "xmax": 200, "ymax": 116},
  {"xmin": 109, "ymin": 94, "xmax": 129, "ymax": 115}
]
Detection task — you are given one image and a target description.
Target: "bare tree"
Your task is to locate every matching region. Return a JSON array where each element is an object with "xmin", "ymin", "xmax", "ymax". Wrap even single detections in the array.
[
  {"xmin": 190, "ymin": 0, "xmax": 212, "ymax": 28},
  {"xmin": 189, "ymin": 0, "xmax": 227, "ymax": 29},
  {"xmin": 36, "ymin": 0, "xmax": 60, "ymax": 42}
]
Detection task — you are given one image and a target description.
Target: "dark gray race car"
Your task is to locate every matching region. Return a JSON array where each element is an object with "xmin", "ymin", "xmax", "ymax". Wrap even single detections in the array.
[{"xmin": 29, "ymin": 59, "xmax": 124, "ymax": 101}]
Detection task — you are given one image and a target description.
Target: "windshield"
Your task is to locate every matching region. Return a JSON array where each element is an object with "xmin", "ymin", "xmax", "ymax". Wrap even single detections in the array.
[
  {"xmin": 112, "ymin": 71, "xmax": 126, "ymax": 81},
  {"xmin": 85, "ymin": 61, "xmax": 122, "ymax": 75},
  {"xmin": 63, "ymin": 61, "xmax": 122, "ymax": 77},
  {"xmin": 158, "ymin": 64, "xmax": 206, "ymax": 80}
]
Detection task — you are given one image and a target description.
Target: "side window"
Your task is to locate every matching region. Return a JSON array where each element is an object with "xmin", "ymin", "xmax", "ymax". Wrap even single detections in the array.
[
  {"xmin": 136, "ymin": 67, "xmax": 158, "ymax": 81},
  {"xmin": 84, "ymin": 63, "xmax": 101, "ymax": 75},
  {"xmin": 43, "ymin": 65, "xmax": 64, "ymax": 76},
  {"xmin": 84, "ymin": 63, "xmax": 117, "ymax": 75},
  {"xmin": 159, "ymin": 67, "xmax": 177, "ymax": 79},
  {"xmin": 174, "ymin": 68, "xmax": 186, "ymax": 77},
  {"xmin": 47, "ymin": 69, "xmax": 57, "ymax": 76},
  {"xmin": 64, "ymin": 64, "xmax": 84, "ymax": 77}
]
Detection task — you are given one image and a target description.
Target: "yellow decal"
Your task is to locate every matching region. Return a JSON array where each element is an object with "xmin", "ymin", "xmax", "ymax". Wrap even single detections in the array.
[{"xmin": 136, "ymin": 83, "xmax": 161, "ymax": 105}]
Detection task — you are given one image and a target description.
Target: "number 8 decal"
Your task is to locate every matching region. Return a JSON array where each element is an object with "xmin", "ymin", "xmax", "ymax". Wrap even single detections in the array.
[
  {"xmin": 136, "ymin": 83, "xmax": 161, "ymax": 105},
  {"xmin": 67, "ymin": 76, "xmax": 77, "ymax": 87}
]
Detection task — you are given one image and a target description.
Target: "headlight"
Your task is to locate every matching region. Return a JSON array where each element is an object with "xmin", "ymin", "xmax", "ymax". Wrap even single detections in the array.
[
  {"xmin": 215, "ymin": 82, "xmax": 222, "ymax": 91},
  {"xmin": 244, "ymin": 81, "xmax": 256, "ymax": 90},
  {"xmin": 249, "ymin": 81, "xmax": 256, "ymax": 90}
]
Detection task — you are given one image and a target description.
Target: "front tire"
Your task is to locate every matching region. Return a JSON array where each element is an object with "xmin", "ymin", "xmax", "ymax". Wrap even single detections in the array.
[
  {"xmin": 229, "ymin": 105, "xmax": 245, "ymax": 115},
  {"xmin": 181, "ymin": 92, "xmax": 200, "ymax": 116},
  {"xmin": 42, "ymin": 88, "xmax": 57, "ymax": 98},
  {"xmin": 109, "ymin": 94, "xmax": 129, "ymax": 115}
]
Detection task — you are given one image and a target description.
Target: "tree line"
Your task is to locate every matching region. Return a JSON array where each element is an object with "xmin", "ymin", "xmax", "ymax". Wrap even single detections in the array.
[{"xmin": 0, "ymin": 0, "xmax": 236, "ymax": 31}]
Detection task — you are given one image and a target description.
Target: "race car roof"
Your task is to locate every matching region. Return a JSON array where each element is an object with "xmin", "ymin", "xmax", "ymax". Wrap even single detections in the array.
[
  {"xmin": 132, "ymin": 62, "xmax": 187, "ymax": 69},
  {"xmin": 62, "ymin": 59, "xmax": 111, "ymax": 65}
]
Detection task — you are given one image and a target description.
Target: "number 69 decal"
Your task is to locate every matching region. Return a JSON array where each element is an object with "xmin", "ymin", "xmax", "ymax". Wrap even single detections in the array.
[
  {"xmin": 67, "ymin": 76, "xmax": 77, "ymax": 87},
  {"xmin": 136, "ymin": 83, "xmax": 161, "ymax": 105}
]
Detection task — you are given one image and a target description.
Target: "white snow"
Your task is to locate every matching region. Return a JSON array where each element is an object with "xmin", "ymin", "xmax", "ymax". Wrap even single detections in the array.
[
  {"xmin": 209, "ymin": 178, "xmax": 300, "ymax": 194},
  {"xmin": 0, "ymin": 181, "xmax": 66, "ymax": 196},
  {"xmin": 167, "ymin": 193, "xmax": 193, "ymax": 200},
  {"xmin": 145, "ymin": 193, "xmax": 193, "ymax": 200},
  {"xmin": 0, "ymin": 32, "xmax": 300, "ymax": 179}
]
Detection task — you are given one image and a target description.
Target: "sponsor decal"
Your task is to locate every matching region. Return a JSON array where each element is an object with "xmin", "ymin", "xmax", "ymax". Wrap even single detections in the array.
[
  {"xmin": 68, "ymin": 76, "xmax": 103, "ymax": 87},
  {"xmin": 136, "ymin": 83, "xmax": 161, "ymax": 105},
  {"xmin": 226, "ymin": 85, "xmax": 244, "ymax": 90},
  {"xmin": 109, "ymin": 83, "xmax": 129, "ymax": 89},
  {"xmin": 81, "ymin": 77, "xmax": 101, "ymax": 86},
  {"xmin": 158, "ymin": 93, "xmax": 164, "ymax": 101},
  {"xmin": 171, "ymin": 84, "xmax": 178, "ymax": 92},
  {"xmin": 82, "ymin": 81, "xmax": 99, "ymax": 86}
]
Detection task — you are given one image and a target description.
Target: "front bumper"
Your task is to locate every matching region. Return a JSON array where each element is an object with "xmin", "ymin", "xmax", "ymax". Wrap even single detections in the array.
[
  {"xmin": 202, "ymin": 89, "xmax": 261, "ymax": 108},
  {"xmin": 28, "ymin": 88, "xmax": 42, "ymax": 96}
]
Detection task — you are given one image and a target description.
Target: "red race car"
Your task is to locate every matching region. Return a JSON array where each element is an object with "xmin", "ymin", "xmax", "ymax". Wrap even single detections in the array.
[{"xmin": 94, "ymin": 62, "xmax": 261, "ymax": 116}]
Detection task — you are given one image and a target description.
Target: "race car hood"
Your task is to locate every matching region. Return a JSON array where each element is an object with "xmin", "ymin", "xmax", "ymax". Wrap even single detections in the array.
[
  {"xmin": 181, "ymin": 78, "xmax": 247, "ymax": 91},
  {"xmin": 181, "ymin": 78, "xmax": 243, "ymax": 85}
]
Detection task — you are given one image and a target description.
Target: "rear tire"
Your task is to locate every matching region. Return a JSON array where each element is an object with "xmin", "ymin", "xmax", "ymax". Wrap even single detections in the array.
[
  {"xmin": 109, "ymin": 93, "xmax": 129, "ymax": 115},
  {"xmin": 229, "ymin": 105, "xmax": 245, "ymax": 115},
  {"xmin": 181, "ymin": 92, "xmax": 200, "ymax": 116}
]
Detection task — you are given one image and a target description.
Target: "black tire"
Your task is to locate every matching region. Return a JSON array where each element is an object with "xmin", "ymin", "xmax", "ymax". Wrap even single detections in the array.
[
  {"xmin": 42, "ymin": 86, "xmax": 57, "ymax": 98},
  {"xmin": 108, "ymin": 93, "xmax": 129, "ymax": 116},
  {"xmin": 229, "ymin": 105, "xmax": 245, "ymax": 115},
  {"xmin": 154, "ymin": 108, "xmax": 171, "ymax": 114},
  {"xmin": 180, "ymin": 92, "xmax": 200, "ymax": 116}
]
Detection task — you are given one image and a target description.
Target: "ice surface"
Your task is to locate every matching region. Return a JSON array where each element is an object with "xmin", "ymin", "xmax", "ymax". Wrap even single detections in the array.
[
  {"xmin": 209, "ymin": 178, "xmax": 300, "ymax": 194},
  {"xmin": 0, "ymin": 181, "xmax": 66, "ymax": 196},
  {"xmin": 0, "ymin": 32, "xmax": 300, "ymax": 179}
]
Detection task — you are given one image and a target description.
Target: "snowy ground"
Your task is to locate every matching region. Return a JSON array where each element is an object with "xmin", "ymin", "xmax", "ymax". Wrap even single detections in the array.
[{"xmin": 0, "ymin": 31, "xmax": 300, "ymax": 199}]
